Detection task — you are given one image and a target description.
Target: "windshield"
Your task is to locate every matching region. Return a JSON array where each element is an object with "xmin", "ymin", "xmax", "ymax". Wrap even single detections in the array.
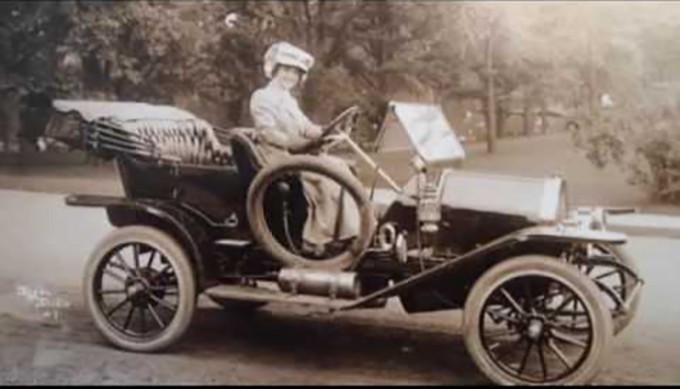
[{"xmin": 389, "ymin": 102, "xmax": 465, "ymax": 167}]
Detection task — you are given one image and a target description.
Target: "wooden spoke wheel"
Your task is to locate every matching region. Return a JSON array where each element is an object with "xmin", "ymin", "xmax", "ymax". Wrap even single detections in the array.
[
  {"xmin": 569, "ymin": 243, "xmax": 642, "ymax": 335},
  {"xmin": 463, "ymin": 256, "xmax": 613, "ymax": 385},
  {"xmin": 83, "ymin": 226, "xmax": 196, "ymax": 352}
]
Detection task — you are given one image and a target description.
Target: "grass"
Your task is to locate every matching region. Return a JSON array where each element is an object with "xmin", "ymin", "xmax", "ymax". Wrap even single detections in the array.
[
  {"xmin": 352, "ymin": 132, "xmax": 667, "ymax": 212},
  {"xmin": 0, "ymin": 131, "xmax": 676, "ymax": 214}
]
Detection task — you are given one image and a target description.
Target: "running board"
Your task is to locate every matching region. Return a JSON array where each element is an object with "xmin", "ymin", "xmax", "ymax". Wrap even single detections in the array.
[{"xmin": 204, "ymin": 284, "xmax": 356, "ymax": 312}]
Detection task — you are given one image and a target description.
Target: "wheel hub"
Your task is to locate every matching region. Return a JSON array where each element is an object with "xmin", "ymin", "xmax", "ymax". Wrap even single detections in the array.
[
  {"xmin": 127, "ymin": 279, "xmax": 148, "ymax": 307},
  {"xmin": 125, "ymin": 268, "xmax": 163, "ymax": 307},
  {"xmin": 128, "ymin": 282, "xmax": 145, "ymax": 296},
  {"xmin": 526, "ymin": 318, "xmax": 545, "ymax": 341}
]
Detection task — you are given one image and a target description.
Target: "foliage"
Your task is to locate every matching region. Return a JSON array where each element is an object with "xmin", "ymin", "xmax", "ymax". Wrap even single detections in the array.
[
  {"xmin": 564, "ymin": 4, "xmax": 680, "ymax": 203},
  {"xmin": 7, "ymin": 1, "xmax": 680, "ymax": 203},
  {"xmin": 0, "ymin": 1, "xmax": 73, "ymax": 89},
  {"xmin": 629, "ymin": 129, "xmax": 680, "ymax": 202},
  {"xmin": 599, "ymin": 108, "xmax": 680, "ymax": 202},
  {"xmin": 46, "ymin": 1, "xmax": 465, "ymax": 140}
]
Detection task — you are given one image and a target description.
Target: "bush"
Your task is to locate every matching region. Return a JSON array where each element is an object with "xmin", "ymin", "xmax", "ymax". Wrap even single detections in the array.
[
  {"xmin": 628, "ymin": 125, "xmax": 680, "ymax": 202},
  {"xmin": 577, "ymin": 106, "xmax": 680, "ymax": 203},
  {"xmin": 583, "ymin": 130, "xmax": 625, "ymax": 169}
]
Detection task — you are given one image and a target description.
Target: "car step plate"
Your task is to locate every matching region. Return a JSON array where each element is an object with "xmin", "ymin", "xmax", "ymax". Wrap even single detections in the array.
[{"xmin": 204, "ymin": 284, "xmax": 352, "ymax": 312}]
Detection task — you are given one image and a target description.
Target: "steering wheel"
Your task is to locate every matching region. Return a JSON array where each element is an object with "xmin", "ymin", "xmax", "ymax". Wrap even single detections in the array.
[
  {"xmin": 293, "ymin": 105, "xmax": 360, "ymax": 154},
  {"xmin": 321, "ymin": 105, "xmax": 360, "ymax": 137}
]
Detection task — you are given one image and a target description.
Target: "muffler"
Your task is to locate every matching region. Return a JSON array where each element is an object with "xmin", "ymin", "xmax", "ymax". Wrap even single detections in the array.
[{"xmin": 277, "ymin": 268, "xmax": 361, "ymax": 299}]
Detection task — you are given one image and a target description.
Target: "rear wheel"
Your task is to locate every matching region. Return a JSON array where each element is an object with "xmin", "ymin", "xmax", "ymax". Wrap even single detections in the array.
[
  {"xmin": 83, "ymin": 226, "xmax": 196, "ymax": 352},
  {"xmin": 463, "ymin": 256, "xmax": 613, "ymax": 385}
]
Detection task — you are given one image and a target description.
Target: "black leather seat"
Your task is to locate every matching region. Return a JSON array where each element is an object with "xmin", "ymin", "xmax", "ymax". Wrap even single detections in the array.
[
  {"xmin": 229, "ymin": 128, "xmax": 308, "ymax": 249},
  {"xmin": 229, "ymin": 128, "xmax": 267, "ymax": 196}
]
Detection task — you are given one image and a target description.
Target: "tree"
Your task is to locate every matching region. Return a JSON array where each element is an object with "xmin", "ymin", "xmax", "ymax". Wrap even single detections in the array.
[
  {"xmin": 524, "ymin": 2, "xmax": 680, "ymax": 203},
  {"xmin": 437, "ymin": 3, "xmax": 506, "ymax": 152},
  {"xmin": 0, "ymin": 1, "xmax": 74, "ymax": 150},
  {"xmin": 0, "ymin": 1, "xmax": 73, "ymax": 88}
]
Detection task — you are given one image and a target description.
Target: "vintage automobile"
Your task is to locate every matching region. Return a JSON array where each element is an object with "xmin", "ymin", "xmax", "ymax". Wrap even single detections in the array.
[{"xmin": 46, "ymin": 99, "xmax": 643, "ymax": 385}]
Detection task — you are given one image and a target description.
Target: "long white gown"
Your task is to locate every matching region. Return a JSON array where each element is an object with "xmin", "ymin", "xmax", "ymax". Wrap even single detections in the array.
[{"xmin": 249, "ymin": 81, "xmax": 360, "ymax": 250}]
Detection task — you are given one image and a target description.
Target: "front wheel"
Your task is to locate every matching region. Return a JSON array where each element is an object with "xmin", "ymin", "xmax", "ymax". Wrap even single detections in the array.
[
  {"xmin": 463, "ymin": 255, "xmax": 613, "ymax": 385},
  {"xmin": 578, "ymin": 243, "xmax": 642, "ymax": 335},
  {"xmin": 83, "ymin": 226, "xmax": 197, "ymax": 352}
]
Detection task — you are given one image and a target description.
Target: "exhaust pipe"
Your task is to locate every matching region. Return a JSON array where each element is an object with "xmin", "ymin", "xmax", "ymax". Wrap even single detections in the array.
[{"xmin": 277, "ymin": 268, "xmax": 361, "ymax": 299}]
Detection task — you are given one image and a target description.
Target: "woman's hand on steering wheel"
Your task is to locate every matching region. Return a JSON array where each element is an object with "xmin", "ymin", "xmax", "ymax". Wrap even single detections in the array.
[
  {"xmin": 303, "ymin": 124, "xmax": 323, "ymax": 139},
  {"xmin": 292, "ymin": 105, "xmax": 360, "ymax": 154},
  {"xmin": 321, "ymin": 105, "xmax": 360, "ymax": 137}
]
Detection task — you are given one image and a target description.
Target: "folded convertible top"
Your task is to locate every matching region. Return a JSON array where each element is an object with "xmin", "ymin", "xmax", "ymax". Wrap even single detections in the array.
[
  {"xmin": 45, "ymin": 100, "xmax": 230, "ymax": 165},
  {"xmin": 51, "ymin": 100, "xmax": 200, "ymax": 122}
]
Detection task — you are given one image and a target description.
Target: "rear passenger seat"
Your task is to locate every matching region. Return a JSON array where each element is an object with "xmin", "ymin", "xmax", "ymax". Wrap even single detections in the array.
[{"xmin": 93, "ymin": 117, "xmax": 233, "ymax": 166}]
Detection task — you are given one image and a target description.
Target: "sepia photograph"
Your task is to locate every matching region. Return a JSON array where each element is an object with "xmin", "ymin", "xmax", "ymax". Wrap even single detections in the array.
[{"xmin": 0, "ymin": 0, "xmax": 679, "ymax": 385}]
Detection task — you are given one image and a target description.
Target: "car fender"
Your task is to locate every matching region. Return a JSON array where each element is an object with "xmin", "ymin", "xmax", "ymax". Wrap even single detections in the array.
[
  {"xmin": 106, "ymin": 202, "xmax": 219, "ymax": 290},
  {"xmin": 65, "ymin": 194, "xmax": 215, "ymax": 290},
  {"xmin": 342, "ymin": 224, "xmax": 627, "ymax": 311}
]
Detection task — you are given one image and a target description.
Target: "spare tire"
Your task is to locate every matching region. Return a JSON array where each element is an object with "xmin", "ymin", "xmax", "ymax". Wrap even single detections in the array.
[{"xmin": 246, "ymin": 155, "xmax": 376, "ymax": 271}]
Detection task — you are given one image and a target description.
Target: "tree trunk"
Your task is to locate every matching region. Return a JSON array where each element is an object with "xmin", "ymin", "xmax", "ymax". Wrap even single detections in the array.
[
  {"xmin": 522, "ymin": 100, "xmax": 532, "ymax": 137},
  {"xmin": 0, "ymin": 88, "xmax": 22, "ymax": 152},
  {"xmin": 316, "ymin": 1, "xmax": 325, "ymax": 52},
  {"xmin": 585, "ymin": 20, "xmax": 596, "ymax": 132},
  {"xmin": 485, "ymin": 33, "xmax": 496, "ymax": 153},
  {"xmin": 303, "ymin": 0, "xmax": 314, "ymax": 52},
  {"xmin": 495, "ymin": 103, "xmax": 505, "ymax": 139},
  {"xmin": 539, "ymin": 99, "xmax": 548, "ymax": 134}
]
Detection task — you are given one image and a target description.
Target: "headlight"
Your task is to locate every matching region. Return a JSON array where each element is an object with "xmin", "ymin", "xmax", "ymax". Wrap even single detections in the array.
[
  {"xmin": 566, "ymin": 207, "xmax": 608, "ymax": 231},
  {"xmin": 590, "ymin": 208, "xmax": 608, "ymax": 231}
]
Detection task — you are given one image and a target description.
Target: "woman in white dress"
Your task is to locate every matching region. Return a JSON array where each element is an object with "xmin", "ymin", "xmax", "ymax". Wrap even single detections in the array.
[{"xmin": 249, "ymin": 42, "xmax": 360, "ymax": 256}]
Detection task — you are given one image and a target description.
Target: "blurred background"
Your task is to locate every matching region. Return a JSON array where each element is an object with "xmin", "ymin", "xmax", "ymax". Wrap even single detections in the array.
[{"xmin": 2, "ymin": 1, "xmax": 680, "ymax": 205}]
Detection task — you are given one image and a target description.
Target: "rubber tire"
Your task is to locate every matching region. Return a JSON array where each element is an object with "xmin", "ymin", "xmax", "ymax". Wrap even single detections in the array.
[
  {"xmin": 462, "ymin": 255, "xmax": 613, "ymax": 386},
  {"xmin": 600, "ymin": 243, "xmax": 642, "ymax": 335},
  {"xmin": 247, "ymin": 154, "xmax": 376, "ymax": 271},
  {"xmin": 83, "ymin": 226, "xmax": 197, "ymax": 352}
]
